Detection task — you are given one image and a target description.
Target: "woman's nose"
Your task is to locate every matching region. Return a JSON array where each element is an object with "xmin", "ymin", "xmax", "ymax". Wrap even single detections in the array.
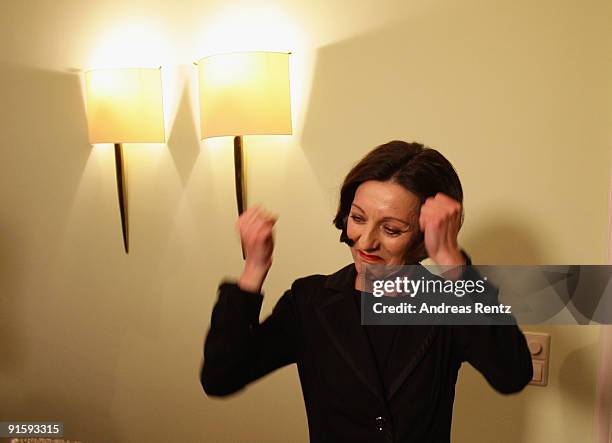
[{"xmin": 358, "ymin": 224, "xmax": 380, "ymax": 250}]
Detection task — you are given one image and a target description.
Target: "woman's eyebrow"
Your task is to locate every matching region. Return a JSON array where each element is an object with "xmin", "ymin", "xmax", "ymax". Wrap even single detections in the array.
[
  {"xmin": 380, "ymin": 216, "xmax": 411, "ymax": 226},
  {"xmin": 351, "ymin": 203, "xmax": 365, "ymax": 213},
  {"xmin": 351, "ymin": 203, "xmax": 411, "ymax": 225}
]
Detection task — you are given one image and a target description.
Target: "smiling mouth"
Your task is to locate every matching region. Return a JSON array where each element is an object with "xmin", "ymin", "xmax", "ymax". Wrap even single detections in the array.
[{"xmin": 358, "ymin": 250, "xmax": 383, "ymax": 262}]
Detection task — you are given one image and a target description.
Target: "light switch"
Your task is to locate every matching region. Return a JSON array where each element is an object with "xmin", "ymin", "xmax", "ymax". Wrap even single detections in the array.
[
  {"xmin": 532, "ymin": 361, "xmax": 544, "ymax": 383},
  {"xmin": 524, "ymin": 332, "xmax": 550, "ymax": 386},
  {"xmin": 528, "ymin": 341, "xmax": 542, "ymax": 356}
]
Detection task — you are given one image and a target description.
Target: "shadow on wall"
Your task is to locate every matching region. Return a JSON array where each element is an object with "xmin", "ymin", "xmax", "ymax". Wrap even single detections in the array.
[
  {"xmin": 559, "ymin": 336, "xmax": 600, "ymax": 438},
  {"xmin": 0, "ymin": 223, "xmax": 26, "ymax": 374},
  {"xmin": 0, "ymin": 62, "xmax": 121, "ymax": 442},
  {"xmin": 0, "ymin": 61, "xmax": 225, "ymax": 443},
  {"xmin": 464, "ymin": 216, "xmax": 544, "ymax": 265},
  {"xmin": 452, "ymin": 212, "xmax": 539, "ymax": 442},
  {"xmin": 166, "ymin": 71, "xmax": 201, "ymax": 188},
  {"xmin": 452, "ymin": 217, "xmax": 543, "ymax": 443},
  {"xmin": 0, "ymin": 62, "xmax": 91, "ymax": 377},
  {"xmin": 299, "ymin": 0, "xmax": 605, "ymax": 195},
  {"xmin": 295, "ymin": 1, "xmax": 584, "ymax": 440}
]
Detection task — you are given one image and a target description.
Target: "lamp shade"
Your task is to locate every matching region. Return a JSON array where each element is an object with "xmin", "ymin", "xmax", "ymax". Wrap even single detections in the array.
[
  {"xmin": 198, "ymin": 51, "xmax": 292, "ymax": 139},
  {"xmin": 85, "ymin": 68, "xmax": 165, "ymax": 144}
]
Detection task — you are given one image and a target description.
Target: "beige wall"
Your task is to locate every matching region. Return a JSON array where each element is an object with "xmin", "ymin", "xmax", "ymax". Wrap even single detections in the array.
[{"xmin": 1, "ymin": 0, "xmax": 610, "ymax": 442}]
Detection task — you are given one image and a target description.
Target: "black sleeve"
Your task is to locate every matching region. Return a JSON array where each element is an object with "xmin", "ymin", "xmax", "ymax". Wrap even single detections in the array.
[
  {"xmin": 452, "ymin": 252, "xmax": 533, "ymax": 394},
  {"xmin": 200, "ymin": 282, "xmax": 299, "ymax": 397},
  {"xmin": 453, "ymin": 323, "xmax": 533, "ymax": 394}
]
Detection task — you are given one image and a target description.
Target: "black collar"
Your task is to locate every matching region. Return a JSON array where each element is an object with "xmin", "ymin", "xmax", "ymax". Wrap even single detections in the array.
[
  {"xmin": 323, "ymin": 262, "xmax": 434, "ymax": 293},
  {"xmin": 323, "ymin": 263, "xmax": 357, "ymax": 292}
]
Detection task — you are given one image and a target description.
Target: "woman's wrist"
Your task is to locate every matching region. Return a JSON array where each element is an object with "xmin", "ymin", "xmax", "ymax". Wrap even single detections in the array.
[
  {"xmin": 238, "ymin": 264, "xmax": 269, "ymax": 293},
  {"xmin": 431, "ymin": 248, "xmax": 466, "ymax": 267},
  {"xmin": 432, "ymin": 249, "xmax": 467, "ymax": 281}
]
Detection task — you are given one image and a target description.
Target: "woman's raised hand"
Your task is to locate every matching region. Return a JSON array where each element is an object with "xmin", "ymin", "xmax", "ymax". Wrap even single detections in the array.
[
  {"xmin": 418, "ymin": 193, "xmax": 465, "ymax": 267},
  {"xmin": 236, "ymin": 205, "xmax": 278, "ymax": 293}
]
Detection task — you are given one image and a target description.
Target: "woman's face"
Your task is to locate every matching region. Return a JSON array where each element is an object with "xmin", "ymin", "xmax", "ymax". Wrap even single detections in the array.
[{"xmin": 347, "ymin": 180, "xmax": 421, "ymax": 276}]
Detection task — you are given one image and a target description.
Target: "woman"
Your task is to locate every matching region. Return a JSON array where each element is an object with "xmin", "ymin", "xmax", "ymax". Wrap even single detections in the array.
[{"xmin": 201, "ymin": 140, "xmax": 533, "ymax": 442}]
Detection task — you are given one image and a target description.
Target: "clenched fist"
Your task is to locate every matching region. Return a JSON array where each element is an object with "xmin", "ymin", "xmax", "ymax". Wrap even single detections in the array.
[
  {"xmin": 418, "ymin": 193, "xmax": 465, "ymax": 266},
  {"xmin": 236, "ymin": 206, "xmax": 277, "ymax": 293}
]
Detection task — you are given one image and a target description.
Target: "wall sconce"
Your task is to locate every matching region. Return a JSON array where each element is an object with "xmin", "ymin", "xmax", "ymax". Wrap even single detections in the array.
[
  {"xmin": 197, "ymin": 51, "xmax": 292, "ymax": 216},
  {"xmin": 84, "ymin": 67, "xmax": 165, "ymax": 253}
]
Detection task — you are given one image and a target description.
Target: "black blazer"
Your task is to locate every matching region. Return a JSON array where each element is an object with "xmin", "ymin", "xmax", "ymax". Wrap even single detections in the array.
[{"xmin": 201, "ymin": 263, "xmax": 533, "ymax": 442}]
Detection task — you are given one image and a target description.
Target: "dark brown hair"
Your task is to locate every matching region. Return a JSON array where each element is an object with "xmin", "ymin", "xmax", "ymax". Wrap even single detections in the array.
[{"xmin": 333, "ymin": 140, "xmax": 463, "ymax": 261}]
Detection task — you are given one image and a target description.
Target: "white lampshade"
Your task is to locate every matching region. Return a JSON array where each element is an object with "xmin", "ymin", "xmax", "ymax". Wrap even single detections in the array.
[
  {"xmin": 85, "ymin": 68, "xmax": 165, "ymax": 144},
  {"xmin": 197, "ymin": 51, "xmax": 292, "ymax": 139}
]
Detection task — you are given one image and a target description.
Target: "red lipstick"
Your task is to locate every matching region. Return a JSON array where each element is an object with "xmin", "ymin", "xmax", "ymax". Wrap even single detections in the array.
[{"xmin": 358, "ymin": 250, "xmax": 383, "ymax": 262}]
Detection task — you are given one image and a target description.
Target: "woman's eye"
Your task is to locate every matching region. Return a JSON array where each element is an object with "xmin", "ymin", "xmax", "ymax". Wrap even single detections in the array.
[
  {"xmin": 349, "ymin": 214, "xmax": 365, "ymax": 223},
  {"xmin": 383, "ymin": 226, "xmax": 401, "ymax": 236}
]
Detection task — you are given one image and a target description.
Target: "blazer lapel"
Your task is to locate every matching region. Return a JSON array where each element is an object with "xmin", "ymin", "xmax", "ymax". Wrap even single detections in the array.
[
  {"xmin": 386, "ymin": 325, "xmax": 439, "ymax": 400},
  {"xmin": 318, "ymin": 263, "xmax": 442, "ymax": 403},
  {"xmin": 317, "ymin": 264, "xmax": 386, "ymax": 403},
  {"xmin": 386, "ymin": 264, "xmax": 441, "ymax": 400}
]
